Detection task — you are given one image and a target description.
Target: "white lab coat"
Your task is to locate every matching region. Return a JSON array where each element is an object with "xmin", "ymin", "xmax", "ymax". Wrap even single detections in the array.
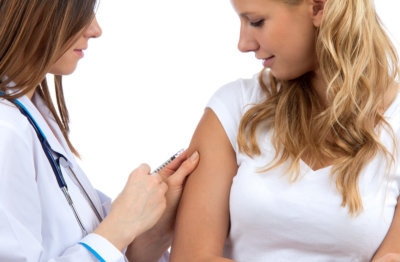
[{"xmin": 0, "ymin": 93, "xmax": 169, "ymax": 262}]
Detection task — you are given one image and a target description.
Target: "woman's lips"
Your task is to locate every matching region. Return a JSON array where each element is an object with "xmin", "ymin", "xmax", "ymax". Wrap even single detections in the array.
[
  {"xmin": 262, "ymin": 56, "xmax": 275, "ymax": 67},
  {"xmin": 74, "ymin": 49, "xmax": 84, "ymax": 58}
]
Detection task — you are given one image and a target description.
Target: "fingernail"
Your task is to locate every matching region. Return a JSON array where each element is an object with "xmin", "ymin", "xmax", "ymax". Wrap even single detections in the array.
[{"xmin": 190, "ymin": 151, "xmax": 199, "ymax": 161}]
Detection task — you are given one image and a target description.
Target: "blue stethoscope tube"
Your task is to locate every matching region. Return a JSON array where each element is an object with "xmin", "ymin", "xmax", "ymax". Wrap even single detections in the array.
[
  {"xmin": 0, "ymin": 92, "xmax": 96, "ymax": 236},
  {"xmin": 13, "ymin": 99, "xmax": 68, "ymax": 188}
]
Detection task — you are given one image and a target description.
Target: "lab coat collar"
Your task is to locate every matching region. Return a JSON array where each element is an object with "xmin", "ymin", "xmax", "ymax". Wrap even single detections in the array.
[{"xmin": 16, "ymin": 93, "xmax": 74, "ymax": 168}]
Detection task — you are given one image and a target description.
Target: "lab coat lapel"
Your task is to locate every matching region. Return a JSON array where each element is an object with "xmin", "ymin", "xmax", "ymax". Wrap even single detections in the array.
[
  {"xmin": 17, "ymin": 95, "xmax": 69, "ymax": 159},
  {"xmin": 19, "ymin": 94, "xmax": 106, "ymax": 219}
]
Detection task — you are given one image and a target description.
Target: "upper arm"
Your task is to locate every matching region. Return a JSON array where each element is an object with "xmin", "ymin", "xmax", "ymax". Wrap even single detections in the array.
[
  {"xmin": 0, "ymin": 121, "xmax": 39, "ymax": 225},
  {"xmin": 372, "ymin": 196, "xmax": 400, "ymax": 260},
  {"xmin": 170, "ymin": 108, "xmax": 238, "ymax": 261}
]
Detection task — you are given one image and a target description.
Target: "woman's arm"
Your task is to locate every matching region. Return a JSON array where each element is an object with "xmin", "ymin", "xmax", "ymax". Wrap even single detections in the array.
[
  {"xmin": 372, "ymin": 196, "xmax": 400, "ymax": 261},
  {"xmin": 170, "ymin": 108, "xmax": 238, "ymax": 262}
]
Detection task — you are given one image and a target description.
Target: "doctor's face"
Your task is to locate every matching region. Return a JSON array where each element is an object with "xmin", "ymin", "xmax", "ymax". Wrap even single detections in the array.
[{"xmin": 49, "ymin": 17, "xmax": 102, "ymax": 75}]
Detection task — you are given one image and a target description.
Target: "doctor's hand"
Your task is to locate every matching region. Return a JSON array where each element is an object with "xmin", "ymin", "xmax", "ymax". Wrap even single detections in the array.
[
  {"xmin": 125, "ymin": 150, "xmax": 199, "ymax": 262},
  {"xmin": 94, "ymin": 164, "xmax": 168, "ymax": 252}
]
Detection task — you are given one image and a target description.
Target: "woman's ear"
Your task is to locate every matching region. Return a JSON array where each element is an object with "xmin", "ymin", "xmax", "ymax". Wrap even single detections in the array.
[{"xmin": 310, "ymin": 0, "xmax": 325, "ymax": 27}]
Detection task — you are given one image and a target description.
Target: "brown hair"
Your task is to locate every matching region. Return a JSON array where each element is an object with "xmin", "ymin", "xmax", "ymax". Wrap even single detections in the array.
[
  {"xmin": 0, "ymin": 0, "xmax": 98, "ymax": 155},
  {"xmin": 237, "ymin": 0, "xmax": 399, "ymax": 215}
]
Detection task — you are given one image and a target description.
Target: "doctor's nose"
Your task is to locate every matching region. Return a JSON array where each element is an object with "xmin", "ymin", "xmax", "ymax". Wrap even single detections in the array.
[{"xmin": 84, "ymin": 17, "xmax": 102, "ymax": 39}]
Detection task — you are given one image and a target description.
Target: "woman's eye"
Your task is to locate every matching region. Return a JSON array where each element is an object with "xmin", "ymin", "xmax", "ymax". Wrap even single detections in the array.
[{"xmin": 250, "ymin": 19, "xmax": 264, "ymax": 27}]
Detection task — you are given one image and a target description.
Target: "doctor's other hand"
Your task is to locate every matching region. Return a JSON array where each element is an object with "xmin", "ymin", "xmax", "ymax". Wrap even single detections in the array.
[
  {"xmin": 94, "ymin": 164, "xmax": 168, "ymax": 252},
  {"xmin": 154, "ymin": 150, "xmax": 199, "ymax": 231},
  {"xmin": 124, "ymin": 151, "xmax": 199, "ymax": 262}
]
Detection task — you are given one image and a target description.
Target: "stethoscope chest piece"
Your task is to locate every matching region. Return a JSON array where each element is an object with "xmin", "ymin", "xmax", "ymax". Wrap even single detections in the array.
[{"xmin": 58, "ymin": 157, "xmax": 69, "ymax": 167}]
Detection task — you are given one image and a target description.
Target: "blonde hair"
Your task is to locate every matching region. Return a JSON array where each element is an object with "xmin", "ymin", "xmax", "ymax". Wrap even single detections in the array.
[
  {"xmin": 237, "ymin": 0, "xmax": 399, "ymax": 215},
  {"xmin": 0, "ymin": 0, "xmax": 98, "ymax": 155}
]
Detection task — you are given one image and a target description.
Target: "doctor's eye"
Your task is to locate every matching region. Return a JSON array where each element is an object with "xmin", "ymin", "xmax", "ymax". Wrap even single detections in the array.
[{"xmin": 250, "ymin": 19, "xmax": 264, "ymax": 27}]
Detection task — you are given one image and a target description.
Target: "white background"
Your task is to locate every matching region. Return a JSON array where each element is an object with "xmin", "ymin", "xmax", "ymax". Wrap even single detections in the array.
[{"xmin": 61, "ymin": 0, "xmax": 400, "ymax": 199}]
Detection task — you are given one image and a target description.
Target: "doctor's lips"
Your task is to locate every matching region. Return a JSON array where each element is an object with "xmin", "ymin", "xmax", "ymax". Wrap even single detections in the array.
[
  {"xmin": 262, "ymin": 55, "xmax": 275, "ymax": 67},
  {"xmin": 73, "ymin": 48, "xmax": 86, "ymax": 58}
]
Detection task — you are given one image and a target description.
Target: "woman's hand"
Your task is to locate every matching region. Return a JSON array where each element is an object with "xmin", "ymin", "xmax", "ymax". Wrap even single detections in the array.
[{"xmin": 94, "ymin": 164, "xmax": 168, "ymax": 252}]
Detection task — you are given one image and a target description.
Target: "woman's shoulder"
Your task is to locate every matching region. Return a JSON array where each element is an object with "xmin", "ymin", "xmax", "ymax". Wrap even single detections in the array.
[
  {"xmin": 211, "ymin": 70, "xmax": 268, "ymax": 107},
  {"xmin": 205, "ymin": 70, "xmax": 270, "ymax": 151}
]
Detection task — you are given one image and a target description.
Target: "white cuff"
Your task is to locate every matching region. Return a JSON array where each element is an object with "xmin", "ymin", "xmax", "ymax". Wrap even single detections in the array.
[{"xmin": 79, "ymin": 233, "xmax": 125, "ymax": 262}]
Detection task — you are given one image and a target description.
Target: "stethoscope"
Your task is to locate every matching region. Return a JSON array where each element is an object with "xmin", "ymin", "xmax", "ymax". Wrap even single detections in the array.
[{"xmin": 1, "ymin": 93, "xmax": 102, "ymax": 236}]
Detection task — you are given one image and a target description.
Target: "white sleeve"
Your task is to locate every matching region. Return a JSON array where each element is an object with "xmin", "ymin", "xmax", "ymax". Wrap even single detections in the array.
[
  {"xmin": 0, "ymin": 122, "xmax": 125, "ymax": 262},
  {"xmin": 206, "ymin": 79, "xmax": 246, "ymax": 152},
  {"xmin": 96, "ymin": 190, "xmax": 112, "ymax": 216}
]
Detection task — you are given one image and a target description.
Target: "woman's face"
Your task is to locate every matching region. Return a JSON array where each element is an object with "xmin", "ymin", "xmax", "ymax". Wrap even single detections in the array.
[
  {"xmin": 49, "ymin": 17, "xmax": 102, "ymax": 75},
  {"xmin": 231, "ymin": 0, "xmax": 319, "ymax": 80}
]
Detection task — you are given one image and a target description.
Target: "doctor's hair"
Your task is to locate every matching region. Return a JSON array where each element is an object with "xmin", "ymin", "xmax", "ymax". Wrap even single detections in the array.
[
  {"xmin": 237, "ymin": 0, "xmax": 399, "ymax": 215},
  {"xmin": 0, "ymin": 0, "xmax": 98, "ymax": 155}
]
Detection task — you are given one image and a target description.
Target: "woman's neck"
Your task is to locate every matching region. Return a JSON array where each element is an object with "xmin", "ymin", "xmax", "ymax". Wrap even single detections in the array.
[
  {"xmin": 310, "ymin": 69, "xmax": 328, "ymax": 107},
  {"xmin": 380, "ymin": 81, "xmax": 400, "ymax": 114}
]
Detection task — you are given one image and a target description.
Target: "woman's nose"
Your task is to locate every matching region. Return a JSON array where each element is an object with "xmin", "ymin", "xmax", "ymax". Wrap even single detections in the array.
[
  {"xmin": 84, "ymin": 17, "xmax": 102, "ymax": 39},
  {"xmin": 237, "ymin": 25, "xmax": 259, "ymax": 53}
]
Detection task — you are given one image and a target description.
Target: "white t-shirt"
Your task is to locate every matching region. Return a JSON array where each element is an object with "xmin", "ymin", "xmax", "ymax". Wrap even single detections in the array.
[
  {"xmin": 0, "ymin": 93, "xmax": 169, "ymax": 262},
  {"xmin": 207, "ymin": 72, "xmax": 400, "ymax": 262}
]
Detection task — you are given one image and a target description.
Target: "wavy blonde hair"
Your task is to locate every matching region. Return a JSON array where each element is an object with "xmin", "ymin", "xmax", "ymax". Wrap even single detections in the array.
[{"xmin": 237, "ymin": 0, "xmax": 400, "ymax": 215}]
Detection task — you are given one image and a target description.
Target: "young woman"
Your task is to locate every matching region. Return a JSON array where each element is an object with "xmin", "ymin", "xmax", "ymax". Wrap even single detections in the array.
[
  {"xmin": 171, "ymin": 0, "xmax": 400, "ymax": 261},
  {"xmin": 0, "ymin": 1, "xmax": 199, "ymax": 261}
]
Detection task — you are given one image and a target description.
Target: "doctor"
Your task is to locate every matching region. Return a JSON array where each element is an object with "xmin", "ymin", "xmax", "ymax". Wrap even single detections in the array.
[{"xmin": 0, "ymin": 1, "xmax": 199, "ymax": 261}]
